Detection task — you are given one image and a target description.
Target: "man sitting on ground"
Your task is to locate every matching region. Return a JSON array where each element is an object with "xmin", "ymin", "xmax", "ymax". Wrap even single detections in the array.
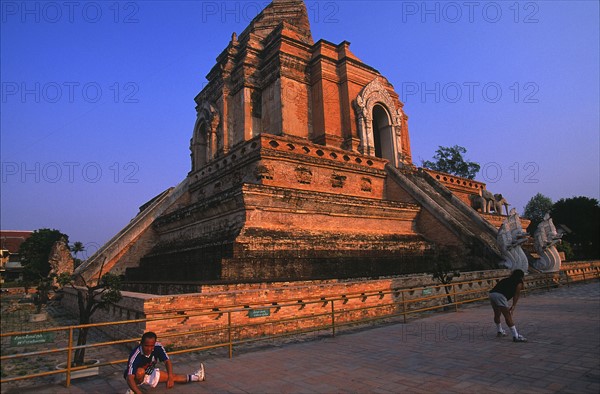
[{"xmin": 124, "ymin": 331, "xmax": 205, "ymax": 393}]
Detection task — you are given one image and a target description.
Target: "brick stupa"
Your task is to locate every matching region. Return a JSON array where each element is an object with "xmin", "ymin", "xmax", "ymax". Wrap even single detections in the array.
[{"xmin": 77, "ymin": 0, "xmax": 505, "ymax": 286}]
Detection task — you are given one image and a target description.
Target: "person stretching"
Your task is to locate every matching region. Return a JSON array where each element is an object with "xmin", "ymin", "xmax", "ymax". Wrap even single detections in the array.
[
  {"xmin": 124, "ymin": 331, "xmax": 205, "ymax": 394},
  {"xmin": 489, "ymin": 269, "xmax": 527, "ymax": 342}
]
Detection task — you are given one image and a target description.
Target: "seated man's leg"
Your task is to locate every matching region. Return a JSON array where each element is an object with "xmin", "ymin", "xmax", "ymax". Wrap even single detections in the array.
[
  {"xmin": 157, "ymin": 363, "xmax": 206, "ymax": 384},
  {"xmin": 157, "ymin": 371, "xmax": 188, "ymax": 383}
]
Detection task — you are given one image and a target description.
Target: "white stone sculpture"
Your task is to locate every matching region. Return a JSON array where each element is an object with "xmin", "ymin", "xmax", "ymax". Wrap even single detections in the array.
[
  {"xmin": 497, "ymin": 223, "xmax": 515, "ymax": 266},
  {"xmin": 469, "ymin": 189, "xmax": 488, "ymax": 213},
  {"xmin": 493, "ymin": 194, "xmax": 510, "ymax": 216},
  {"xmin": 481, "ymin": 189, "xmax": 496, "ymax": 214},
  {"xmin": 470, "ymin": 190, "xmax": 509, "ymax": 216},
  {"xmin": 497, "ymin": 209, "xmax": 529, "ymax": 272},
  {"xmin": 532, "ymin": 213, "xmax": 562, "ymax": 272}
]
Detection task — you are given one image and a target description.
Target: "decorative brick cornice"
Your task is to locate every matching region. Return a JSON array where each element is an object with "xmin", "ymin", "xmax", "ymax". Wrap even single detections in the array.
[{"xmin": 421, "ymin": 168, "xmax": 486, "ymax": 192}]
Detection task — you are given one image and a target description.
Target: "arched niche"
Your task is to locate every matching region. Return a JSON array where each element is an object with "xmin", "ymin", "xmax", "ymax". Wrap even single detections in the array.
[
  {"xmin": 372, "ymin": 104, "xmax": 394, "ymax": 163},
  {"xmin": 190, "ymin": 102, "xmax": 220, "ymax": 172},
  {"xmin": 354, "ymin": 78, "xmax": 404, "ymax": 167}
]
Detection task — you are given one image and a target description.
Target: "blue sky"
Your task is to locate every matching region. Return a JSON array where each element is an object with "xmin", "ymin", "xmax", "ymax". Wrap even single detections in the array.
[{"xmin": 1, "ymin": 0, "xmax": 598, "ymax": 257}]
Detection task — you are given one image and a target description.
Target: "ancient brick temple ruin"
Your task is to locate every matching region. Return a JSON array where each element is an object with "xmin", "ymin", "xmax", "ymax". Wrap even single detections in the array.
[{"xmin": 77, "ymin": 0, "xmax": 510, "ymax": 286}]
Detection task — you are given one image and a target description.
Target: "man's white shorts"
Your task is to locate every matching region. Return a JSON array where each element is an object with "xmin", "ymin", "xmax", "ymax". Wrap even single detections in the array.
[
  {"xmin": 489, "ymin": 292, "xmax": 509, "ymax": 308},
  {"xmin": 141, "ymin": 368, "xmax": 160, "ymax": 388}
]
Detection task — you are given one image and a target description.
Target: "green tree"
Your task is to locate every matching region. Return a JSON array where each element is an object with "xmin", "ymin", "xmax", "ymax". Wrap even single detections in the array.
[
  {"xmin": 33, "ymin": 276, "xmax": 54, "ymax": 314},
  {"xmin": 57, "ymin": 268, "xmax": 122, "ymax": 366},
  {"xmin": 523, "ymin": 193, "xmax": 554, "ymax": 234},
  {"xmin": 71, "ymin": 241, "xmax": 85, "ymax": 268},
  {"xmin": 556, "ymin": 240, "xmax": 574, "ymax": 261},
  {"xmin": 422, "ymin": 145, "xmax": 480, "ymax": 179},
  {"xmin": 551, "ymin": 196, "xmax": 600, "ymax": 259},
  {"xmin": 71, "ymin": 242, "xmax": 84, "ymax": 258},
  {"xmin": 19, "ymin": 228, "xmax": 69, "ymax": 280}
]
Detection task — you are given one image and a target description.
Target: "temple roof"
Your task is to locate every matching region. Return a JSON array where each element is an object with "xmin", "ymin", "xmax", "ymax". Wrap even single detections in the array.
[{"xmin": 238, "ymin": 0, "xmax": 313, "ymax": 45}]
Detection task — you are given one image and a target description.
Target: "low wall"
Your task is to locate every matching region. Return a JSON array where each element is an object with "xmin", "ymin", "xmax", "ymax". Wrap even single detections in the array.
[
  {"xmin": 0, "ymin": 287, "xmax": 36, "ymax": 296},
  {"xmin": 60, "ymin": 288, "xmax": 150, "ymax": 340},
  {"xmin": 59, "ymin": 261, "xmax": 599, "ymax": 348}
]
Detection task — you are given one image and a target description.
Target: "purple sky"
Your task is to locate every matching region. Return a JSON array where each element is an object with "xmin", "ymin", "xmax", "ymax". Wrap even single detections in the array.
[{"xmin": 1, "ymin": 1, "xmax": 598, "ymax": 258}]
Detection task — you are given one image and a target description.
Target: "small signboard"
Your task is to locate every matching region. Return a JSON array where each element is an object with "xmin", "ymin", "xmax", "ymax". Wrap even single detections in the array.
[
  {"xmin": 422, "ymin": 288, "xmax": 433, "ymax": 296},
  {"xmin": 248, "ymin": 308, "xmax": 270, "ymax": 318},
  {"xmin": 11, "ymin": 332, "xmax": 55, "ymax": 346}
]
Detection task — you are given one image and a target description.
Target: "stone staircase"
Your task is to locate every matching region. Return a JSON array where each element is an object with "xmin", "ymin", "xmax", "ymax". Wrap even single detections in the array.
[
  {"xmin": 387, "ymin": 165, "xmax": 501, "ymax": 265},
  {"xmin": 74, "ymin": 179, "xmax": 189, "ymax": 285}
]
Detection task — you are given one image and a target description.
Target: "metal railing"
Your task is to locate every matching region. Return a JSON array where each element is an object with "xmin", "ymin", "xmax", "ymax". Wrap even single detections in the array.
[{"xmin": 1, "ymin": 267, "xmax": 598, "ymax": 387}]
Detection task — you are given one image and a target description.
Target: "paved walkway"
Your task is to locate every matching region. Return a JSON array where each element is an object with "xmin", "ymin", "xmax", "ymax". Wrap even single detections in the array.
[{"xmin": 4, "ymin": 282, "xmax": 599, "ymax": 394}]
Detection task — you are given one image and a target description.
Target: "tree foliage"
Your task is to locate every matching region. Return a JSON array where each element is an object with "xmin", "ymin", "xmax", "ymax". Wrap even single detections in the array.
[
  {"xmin": 523, "ymin": 193, "xmax": 554, "ymax": 234},
  {"xmin": 556, "ymin": 240, "xmax": 574, "ymax": 261},
  {"xmin": 71, "ymin": 242, "xmax": 84, "ymax": 257},
  {"xmin": 19, "ymin": 228, "xmax": 69, "ymax": 281},
  {"xmin": 431, "ymin": 251, "xmax": 461, "ymax": 305},
  {"xmin": 71, "ymin": 241, "xmax": 85, "ymax": 268},
  {"xmin": 422, "ymin": 145, "xmax": 480, "ymax": 179},
  {"xmin": 551, "ymin": 196, "xmax": 600, "ymax": 259},
  {"xmin": 57, "ymin": 270, "xmax": 122, "ymax": 366},
  {"xmin": 33, "ymin": 276, "xmax": 54, "ymax": 314}
]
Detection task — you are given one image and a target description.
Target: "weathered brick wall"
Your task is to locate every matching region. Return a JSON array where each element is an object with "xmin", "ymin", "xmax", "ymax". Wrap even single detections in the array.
[
  {"xmin": 142, "ymin": 269, "xmax": 509, "ymax": 348},
  {"xmin": 416, "ymin": 208, "xmax": 462, "ymax": 246},
  {"xmin": 385, "ymin": 175, "xmax": 418, "ymax": 204},
  {"xmin": 61, "ymin": 270, "xmax": 505, "ymax": 347},
  {"xmin": 60, "ymin": 262, "xmax": 599, "ymax": 348},
  {"xmin": 134, "ymin": 134, "xmax": 435, "ymax": 283}
]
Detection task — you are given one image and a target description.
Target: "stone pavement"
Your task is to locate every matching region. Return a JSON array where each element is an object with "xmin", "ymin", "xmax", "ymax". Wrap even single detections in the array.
[{"xmin": 4, "ymin": 281, "xmax": 599, "ymax": 394}]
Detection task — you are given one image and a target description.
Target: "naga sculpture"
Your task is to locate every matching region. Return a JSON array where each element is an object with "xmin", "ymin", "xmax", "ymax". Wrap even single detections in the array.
[
  {"xmin": 532, "ymin": 213, "xmax": 562, "ymax": 272},
  {"xmin": 497, "ymin": 208, "xmax": 529, "ymax": 272}
]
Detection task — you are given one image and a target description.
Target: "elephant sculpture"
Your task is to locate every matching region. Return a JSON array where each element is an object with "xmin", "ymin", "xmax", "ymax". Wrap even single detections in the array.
[
  {"xmin": 469, "ymin": 190, "xmax": 487, "ymax": 213},
  {"xmin": 493, "ymin": 194, "xmax": 510, "ymax": 216},
  {"xmin": 481, "ymin": 189, "xmax": 496, "ymax": 213},
  {"xmin": 470, "ymin": 188, "xmax": 506, "ymax": 215}
]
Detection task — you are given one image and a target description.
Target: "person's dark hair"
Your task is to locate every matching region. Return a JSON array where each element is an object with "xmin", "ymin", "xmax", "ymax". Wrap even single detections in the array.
[
  {"xmin": 510, "ymin": 269, "xmax": 525, "ymax": 280},
  {"xmin": 141, "ymin": 332, "xmax": 157, "ymax": 343}
]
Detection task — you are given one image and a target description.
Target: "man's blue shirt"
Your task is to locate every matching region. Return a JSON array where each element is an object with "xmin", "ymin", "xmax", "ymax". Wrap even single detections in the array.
[{"xmin": 124, "ymin": 342, "xmax": 169, "ymax": 378}]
